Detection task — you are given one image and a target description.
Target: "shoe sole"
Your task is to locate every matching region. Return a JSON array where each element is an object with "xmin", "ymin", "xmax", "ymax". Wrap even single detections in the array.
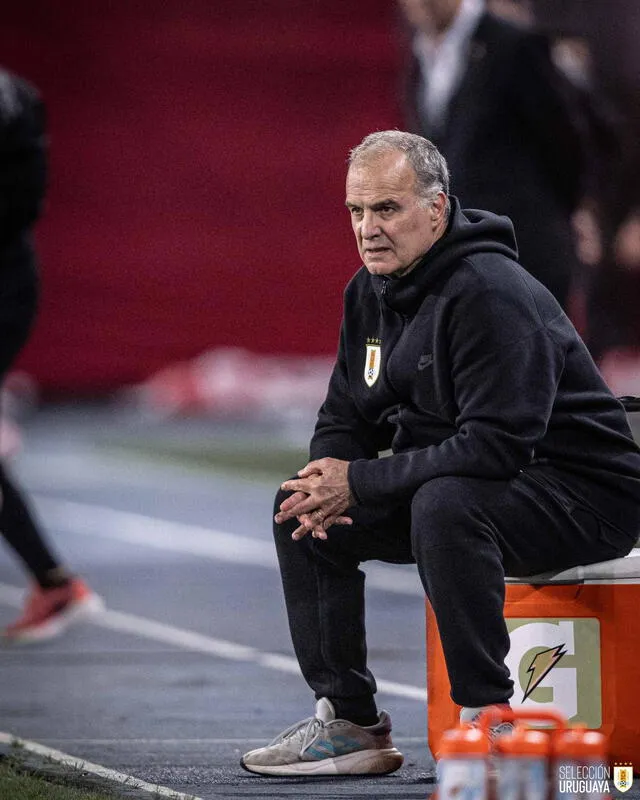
[
  {"xmin": 3, "ymin": 594, "xmax": 106, "ymax": 644},
  {"xmin": 241, "ymin": 747, "xmax": 404, "ymax": 776}
]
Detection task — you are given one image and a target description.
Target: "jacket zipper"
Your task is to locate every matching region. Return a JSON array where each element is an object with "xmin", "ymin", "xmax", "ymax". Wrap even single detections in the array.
[{"xmin": 378, "ymin": 278, "xmax": 389, "ymax": 340}]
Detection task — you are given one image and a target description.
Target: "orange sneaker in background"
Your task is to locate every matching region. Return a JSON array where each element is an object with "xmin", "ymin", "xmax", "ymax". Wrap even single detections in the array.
[{"xmin": 3, "ymin": 578, "xmax": 104, "ymax": 643}]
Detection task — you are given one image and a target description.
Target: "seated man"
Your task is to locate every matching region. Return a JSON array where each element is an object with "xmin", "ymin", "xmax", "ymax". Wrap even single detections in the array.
[{"xmin": 241, "ymin": 131, "xmax": 640, "ymax": 777}]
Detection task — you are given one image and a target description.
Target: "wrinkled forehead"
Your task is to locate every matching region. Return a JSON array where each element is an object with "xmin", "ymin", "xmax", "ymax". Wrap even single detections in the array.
[{"xmin": 346, "ymin": 151, "xmax": 418, "ymax": 199}]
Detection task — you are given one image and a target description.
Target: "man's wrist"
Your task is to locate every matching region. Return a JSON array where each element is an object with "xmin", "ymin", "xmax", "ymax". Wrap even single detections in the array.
[{"xmin": 347, "ymin": 461, "xmax": 363, "ymax": 506}]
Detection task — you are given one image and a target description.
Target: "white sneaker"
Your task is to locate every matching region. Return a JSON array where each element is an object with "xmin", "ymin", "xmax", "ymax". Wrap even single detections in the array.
[
  {"xmin": 241, "ymin": 698, "xmax": 404, "ymax": 776},
  {"xmin": 461, "ymin": 704, "xmax": 514, "ymax": 737}
]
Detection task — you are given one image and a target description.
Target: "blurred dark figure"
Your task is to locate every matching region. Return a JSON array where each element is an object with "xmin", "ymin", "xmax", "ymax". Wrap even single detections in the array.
[
  {"xmin": 0, "ymin": 67, "xmax": 103, "ymax": 641},
  {"xmin": 547, "ymin": 33, "xmax": 624, "ymax": 340},
  {"xmin": 585, "ymin": 144, "xmax": 640, "ymax": 373},
  {"xmin": 529, "ymin": 0, "xmax": 640, "ymax": 373},
  {"xmin": 487, "ymin": 0, "xmax": 533, "ymax": 26},
  {"xmin": 397, "ymin": 0, "xmax": 589, "ymax": 309},
  {"xmin": 574, "ymin": 33, "xmax": 640, "ymax": 367}
]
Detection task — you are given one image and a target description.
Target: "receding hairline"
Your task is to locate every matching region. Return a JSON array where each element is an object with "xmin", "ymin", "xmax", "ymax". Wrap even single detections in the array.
[
  {"xmin": 347, "ymin": 130, "xmax": 450, "ymax": 202},
  {"xmin": 347, "ymin": 146, "xmax": 410, "ymax": 170},
  {"xmin": 346, "ymin": 148, "xmax": 418, "ymax": 182}
]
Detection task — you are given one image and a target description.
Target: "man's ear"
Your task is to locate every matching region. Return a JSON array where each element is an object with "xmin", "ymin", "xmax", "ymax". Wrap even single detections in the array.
[{"xmin": 430, "ymin": 192, "xmax": 447, "ymax": 226}]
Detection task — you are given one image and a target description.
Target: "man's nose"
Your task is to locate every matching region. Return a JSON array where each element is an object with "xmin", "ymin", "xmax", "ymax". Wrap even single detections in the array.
[{"xmin": 360, "ymin": 210, "xmax": 380, "ymax": 239}]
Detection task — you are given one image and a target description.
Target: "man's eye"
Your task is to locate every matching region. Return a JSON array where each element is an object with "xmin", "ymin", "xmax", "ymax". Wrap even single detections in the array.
[{"xmin": 350, "ymin": 208, "xmax": 363, "ymax": 216}]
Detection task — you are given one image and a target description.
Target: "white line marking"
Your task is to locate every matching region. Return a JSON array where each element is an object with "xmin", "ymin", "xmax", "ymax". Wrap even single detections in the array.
[
  {"xmin": 0, "ymin": 582, "xmax": 427, "ymax": 702},
  {"xmin": 34, "ymin": 496, "xmax": 276, "ymax": 568},
  {"xmin": 25, "ymin": 736, "xmax": 430, "ymax": 745},
  {"xmin": 31, "ymin": 494, "xmax": 424, "ymax": 595},
  {"xmin": 0, "ymin": 731, "xmax": 203, "ymax": 800}
]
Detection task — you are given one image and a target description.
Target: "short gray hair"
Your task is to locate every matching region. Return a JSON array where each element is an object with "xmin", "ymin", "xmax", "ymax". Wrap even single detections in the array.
[{"xmin": 348, "ymin": 130, "xmax": 450, "ymax": 210}]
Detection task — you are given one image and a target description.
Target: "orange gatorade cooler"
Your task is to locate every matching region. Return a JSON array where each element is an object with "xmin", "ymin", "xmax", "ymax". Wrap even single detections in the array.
[{"xmin": 426, "ymin": 551, "xmax": 640, "ymax": 763}]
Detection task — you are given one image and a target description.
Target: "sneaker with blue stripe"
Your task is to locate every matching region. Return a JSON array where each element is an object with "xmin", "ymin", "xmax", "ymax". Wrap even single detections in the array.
[{"xmin": 240, "ymin": 698, "xmax": 404, "ymax": 776}]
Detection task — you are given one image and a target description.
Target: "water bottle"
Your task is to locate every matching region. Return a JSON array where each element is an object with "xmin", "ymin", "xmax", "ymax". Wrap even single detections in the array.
[
  {"xmin": 436, "ymin": 723, "xmax": 491, "ymax": 800},
  {"xmin": 493, "ymin": 723, "xmax": 549, "ymax": 800},
  {"xmin": 553, "ymin": 725, "xmax": 609, "ymax": 800}
]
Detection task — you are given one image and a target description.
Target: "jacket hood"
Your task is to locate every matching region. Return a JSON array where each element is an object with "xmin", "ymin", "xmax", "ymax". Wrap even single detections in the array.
[{"xmin": 370, "ymin": 197, "xmax": 519, "ymax": 312}]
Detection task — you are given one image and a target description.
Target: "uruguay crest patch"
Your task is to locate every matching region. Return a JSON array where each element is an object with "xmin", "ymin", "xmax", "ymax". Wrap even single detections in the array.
[{"xmin": 364, "ymin": 339, "xmax": 382, "ymax": 387}]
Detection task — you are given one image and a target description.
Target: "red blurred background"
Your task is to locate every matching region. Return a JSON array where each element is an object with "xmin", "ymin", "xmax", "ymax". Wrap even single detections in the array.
[{"xmin": 1, "ymin": 1, "xmax": 401, "ymax": 394}]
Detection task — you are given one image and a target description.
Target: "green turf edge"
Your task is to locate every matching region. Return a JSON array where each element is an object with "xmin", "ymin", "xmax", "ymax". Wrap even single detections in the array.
[
  {"xmin": 0, "ymin": 744, "xmax": 199, "ymax": 800},
  {"xmin": 0, "ymin": 750, "xmax": 118, "ymax": 800}
]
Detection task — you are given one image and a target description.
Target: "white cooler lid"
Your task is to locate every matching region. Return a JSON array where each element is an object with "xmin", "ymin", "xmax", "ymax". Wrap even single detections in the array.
[{"xmin": 506, "ymin": 548, "xmax": 640, "ymax": 585}]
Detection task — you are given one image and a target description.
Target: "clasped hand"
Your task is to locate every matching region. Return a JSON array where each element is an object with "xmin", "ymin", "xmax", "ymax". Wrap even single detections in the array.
[{"xmin": 274, "ymin": 457, "xmax": 354, "ymax": 541}]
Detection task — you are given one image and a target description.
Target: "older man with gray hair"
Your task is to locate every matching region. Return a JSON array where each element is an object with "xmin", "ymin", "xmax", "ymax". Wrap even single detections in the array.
[{"xmin": 241, "ymin": 131, "xmax": 640, "ymax": 777}]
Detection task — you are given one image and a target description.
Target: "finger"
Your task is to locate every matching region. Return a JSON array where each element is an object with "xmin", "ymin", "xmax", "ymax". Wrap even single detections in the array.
[
  {"xmin": 291, "ymin": 524, "xmax": 309, "ymax": 541},
  {"xmin": 294, "ymin": 510, "xmax": 327, "ymax": 541},
  {"xmin": 297, "ymin": 460, "xmax": 325, "ymax": 477},
  {"xmin": 304, "ymin": 509, "xmax": 325, "ymax": 536},
  {"xmin": 293, "ymin": 511, "xmax": 353, "ymax": 542},
  {"xmin": 310, "ymin": 509, "xmax": 328, "ymax": 538},
  {"xmin": 278, "ymin": 490, "xmax": 308, "ymax": 513},
  {"xmin": 275, "ymin": 495, "xmax": 317, "ymax": 524},
  {"xmin": 280, "ymin": 477, "xmax": 311, "ymax": 494},
  {"xmin": 292, "ymin": 509, "xmax": 316, "ymax": 535},
  {"xmin": 315, "ymin": 511, "xmax": 353, "ymax": 530}
]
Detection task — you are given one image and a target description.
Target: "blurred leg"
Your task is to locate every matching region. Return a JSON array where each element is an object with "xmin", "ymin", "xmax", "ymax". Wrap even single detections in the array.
[{"xmin": 0, "ymin": 462, "xmax": 66, "ymax": 586}]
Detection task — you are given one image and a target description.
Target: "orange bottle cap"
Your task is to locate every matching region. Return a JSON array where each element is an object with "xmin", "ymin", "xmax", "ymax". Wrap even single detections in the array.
[
  {"xmin": 438, "ymin": 724, "xmax": 490, "ymax": 757},
  {"xmin": 494, "ymin": 724, "xmax": 550, "ymax": 756},
  {"xmin": 554, "ymin": 726, "xmax": 608, "ymax": 758}
]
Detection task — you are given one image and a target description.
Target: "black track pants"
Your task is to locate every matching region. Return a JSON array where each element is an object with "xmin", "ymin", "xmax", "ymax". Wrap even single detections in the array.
[{"xmin": 273, "ymin": 468, "xmax": 638, "ymax": 712}]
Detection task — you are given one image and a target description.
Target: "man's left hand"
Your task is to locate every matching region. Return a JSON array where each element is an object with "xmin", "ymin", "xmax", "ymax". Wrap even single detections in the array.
[{"xmin": 275, "ymin": 458, "xmax": 355, "ymax": 541}]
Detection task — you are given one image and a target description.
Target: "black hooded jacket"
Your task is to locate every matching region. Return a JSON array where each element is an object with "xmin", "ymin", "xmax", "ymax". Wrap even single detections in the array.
[{"xmin": 310, "ymin": 199, "xmax": 640, "ymax": 520}]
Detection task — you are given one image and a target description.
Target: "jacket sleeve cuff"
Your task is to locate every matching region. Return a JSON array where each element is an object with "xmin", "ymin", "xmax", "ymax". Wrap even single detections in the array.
[{"xmin": 348, "ymin": 458, "xmax": 379, "ymax": 506}]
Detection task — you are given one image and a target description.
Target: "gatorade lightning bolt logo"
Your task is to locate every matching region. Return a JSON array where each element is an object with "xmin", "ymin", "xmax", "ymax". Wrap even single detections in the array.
[{"xmin": 522, "ymin": 644, "xmax": 567, "ymax": 701}]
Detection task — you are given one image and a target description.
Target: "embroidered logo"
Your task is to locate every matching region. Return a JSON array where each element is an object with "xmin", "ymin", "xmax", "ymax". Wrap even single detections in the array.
[
  {"xmin": 418, "ymin": 353, "xmax": 433, "ymax": 371},
  {"xmin": 364, "ymin": 338, "xmax": 382, "ymax": 387}
]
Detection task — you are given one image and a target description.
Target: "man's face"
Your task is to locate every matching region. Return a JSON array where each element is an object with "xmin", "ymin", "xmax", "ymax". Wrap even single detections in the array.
[
  {"xmin": 397, "ymin": 0, "xmax": 462, "ymax": 35},
  {"xmin": 345, "ymin": 151, "xmax": 446, "ymax": 278}
]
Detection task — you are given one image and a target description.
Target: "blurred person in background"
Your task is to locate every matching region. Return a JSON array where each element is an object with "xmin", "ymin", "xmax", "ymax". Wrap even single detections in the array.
[
  {"xmin": 583, "ymin": 129, "xmax": 640, "ymax": 372},
  {"xmin": 0, "ymin": 66, "xmax": 103, "ymax": 642},
  {"xmin": 613, "ymin": 207, "xmax": 640, "ymax": 272},
  {"xmin": 487, "ymin": 0, "xmax": 533, "ymax": 26},
  {"xmin": 397, "ymin": 0, "xmax": 589, "ymax": 311},
  {"xmin": 547, "ymin": 31, "xmax": 623, "ymax": 341},
  {"xmin": 240, "ymin": 131, "xmax": 640, "ymax": 777}
]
